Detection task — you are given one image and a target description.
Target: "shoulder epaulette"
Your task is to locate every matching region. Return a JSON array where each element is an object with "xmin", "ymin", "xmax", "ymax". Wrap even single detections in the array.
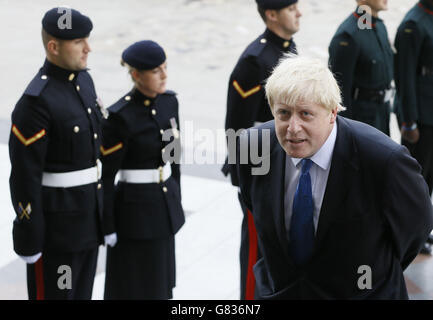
[
  {"xmin": 24, "ymin": 71, "xmax": 49, "ymax": 97},
  {"xmin": 108, "ymin": 94, "xmax": 133, "ymax": 114},
  {"xmin": 404, "ymin": 4, "xmax": 426, "ymax": 24},
  {"xmin": 76, "ymin": 70, "xmax": 94, "ymax": 85},
  {"xmin": 163, "ymin": 90, "xmax": 177, "ymax": 96},
  {"xmin": 338, "ymin": 14, "xmax": 359, "ymax": 37},
  {"xmin": 244, "ymin": 36, "xmax": 267, "ymax": 58}
]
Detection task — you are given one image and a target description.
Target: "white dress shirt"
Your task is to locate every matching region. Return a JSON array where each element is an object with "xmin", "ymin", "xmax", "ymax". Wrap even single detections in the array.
[{"xmin": 284, "ymin": 121, "xmax": 338, "ymax": 237}]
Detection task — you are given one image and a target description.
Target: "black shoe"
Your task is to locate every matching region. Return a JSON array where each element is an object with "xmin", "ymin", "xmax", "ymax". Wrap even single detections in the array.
[
  {"xmin": 427, "ymin": 234, "xmax": 433, "ymax": 245},
  {"xmin": 420, "ymin": 243, "xmax": 432, "ymax": 255}
]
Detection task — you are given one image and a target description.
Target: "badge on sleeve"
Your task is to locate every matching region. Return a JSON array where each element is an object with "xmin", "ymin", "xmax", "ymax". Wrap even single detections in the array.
[
  {"xmin": 12, "ymin": 125, "xmax": 46, "ymax": 146},
  {"xmin": 170, "ymin": 117, "xmax": 179, "ymax": 139},
  {"xmin": 18, "ymin": 202, "xmax": 31, "ymax": 220},
  {"xmin": 232, "ymin": 80, "xmax": 261, "ymax": 99}
]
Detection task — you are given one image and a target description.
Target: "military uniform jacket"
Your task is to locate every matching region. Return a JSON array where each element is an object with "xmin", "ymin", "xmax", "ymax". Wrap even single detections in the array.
[
  {"xmin": 9, "ymin": 60, "xmax": 104, "ymax": 256},
  {"xmin": 329, "ymin": 9, "xmax": 394, "ymax": 119},
  {"xmin": 223, "ymin": 28, "xmax": 297, "ymax": 186},
  {"xmin": 101, "ymin": 89, "xmax": 184, "ymax": 240},
  {"xmin": 394, "ymin": 0, "xmax": 433, "ymax": 125}
]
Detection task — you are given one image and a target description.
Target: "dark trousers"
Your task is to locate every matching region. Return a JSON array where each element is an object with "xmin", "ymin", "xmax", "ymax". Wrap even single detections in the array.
[
  {"xmin": 26, "ymin": 247, "xmax": 98, "ymax": 300},
  {"xmin": 238, "ymin": 192, "xmax": 260, "ymax": 300},
  {"xmin": 402, "ymin": 124, "xmax": 433, "ymax": 195},
  {"xmin": 351, "ymin": 100, "xmax": 390, "ymax": 136},
  {"xmin": 104, "ymin": 236, "xmax": 175, "ymax": 300}
]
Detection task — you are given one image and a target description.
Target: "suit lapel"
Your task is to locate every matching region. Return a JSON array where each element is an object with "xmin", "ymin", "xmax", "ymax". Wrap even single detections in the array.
[
  {"xmin": 314, "ymin": 117, "xmax": 359, "ymax": 248},
  {"xmin": 263, "ymin": 131, "xmax": 294, "ymax": 265}
]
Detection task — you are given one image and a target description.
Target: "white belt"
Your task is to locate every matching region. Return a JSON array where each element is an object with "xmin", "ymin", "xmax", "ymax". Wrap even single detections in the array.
[
  {"xmin": 42, "ymin": 160, "xmax": 102, "ymax": 188},
  {"xmin": 118, "ymin": 163, "xmax": 172, "ymax": 184},
  {"xmin": 384, "ymin": 88, "xmax": 393, "ymax": 103}
]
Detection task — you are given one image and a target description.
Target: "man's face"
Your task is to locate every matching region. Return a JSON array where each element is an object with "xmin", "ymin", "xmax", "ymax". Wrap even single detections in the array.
[
  {"xmin": 273, "ymin": 100, "xmax": 337, "ymax": 159},
  {"xmin": 275, "ymin": 3, "xmax": 302, "ymax": 36},
  {"xmin": 135, "ymin": 62, "xmax": 168, "ymax": 97},
  {"xmin": 360, "ymin": 0, "xmax": 388, "ymax": 12},
  {"xmin": 57, "ymin": 37, "xmax": 91, "ymax": 70}
]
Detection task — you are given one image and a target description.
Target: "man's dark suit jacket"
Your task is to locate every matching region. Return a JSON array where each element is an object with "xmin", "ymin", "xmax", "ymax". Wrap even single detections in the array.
[{"xmin": 237, "ymin": 116, "xmax": 433, "ymax": 299}]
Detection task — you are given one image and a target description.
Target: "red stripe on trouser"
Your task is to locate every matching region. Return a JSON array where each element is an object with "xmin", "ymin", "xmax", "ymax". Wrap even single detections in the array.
[
  {"xmin": 34, "ymin": 257, "xmax": 44, "ymax": 300},
  {"xmin": 245, "ymin": 210, "xmax": 258, "ymax": 300}
]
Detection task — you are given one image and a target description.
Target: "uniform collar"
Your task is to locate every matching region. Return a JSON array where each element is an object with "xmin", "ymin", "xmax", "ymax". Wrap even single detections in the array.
[
  {"xmin": 263, "ymin": 28, "xmax": 296, "ymax": 53},
  {"xmin": 419, "ymin": 0, "xmax": 433, "ymax": 14},
  {"xmin": 353, "ymin": 6, "xmax": 381, "ymax": 28},
  {"xmin": 42, "ymin": 59, "xmax": 84, "ymax": 82},
  {"xmin": 132, "ymin": 87, "xmax": 157, "ymax": 107}
]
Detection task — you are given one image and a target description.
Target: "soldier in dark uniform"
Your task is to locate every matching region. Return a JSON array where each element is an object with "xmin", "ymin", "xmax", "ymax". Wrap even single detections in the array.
[
  {"xmin": 394, "ymin": 0, "xmax": 433, "ymax": 254},
  {"xmin": 101, "ymin": 40, "xmax": 184, "ymax": 299},
  {"xmin": 222, "ymin": 0, "xmax": 301, "ymax": 299},
  {"xmin": 328, "ymin": 0, "xmax": 394, "ymax": 135},
  {"xmin": 9, "ymin": 8, "xmax": 106, "ymax": 299}
]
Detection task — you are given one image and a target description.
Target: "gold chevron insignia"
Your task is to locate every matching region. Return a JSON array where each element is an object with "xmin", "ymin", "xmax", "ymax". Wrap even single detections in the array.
[
  {"xmin": 12, "ymin": 125, "xmax": 46, "ymax": 146},
  {"xmin": 100, "ymin": 142, "xmax": 123, "ymax": 156},
  {"xmin": 233, "ymin": 80, "xmax": 261, "ymax": 99}
]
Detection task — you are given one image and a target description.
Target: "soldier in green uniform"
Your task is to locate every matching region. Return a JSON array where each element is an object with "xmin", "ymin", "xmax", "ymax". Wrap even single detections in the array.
[
  {"xmin": 394, "ymin": 0, "xmax": 433, "ymax": 254},
  {"xmin": 328, "ymin": 0, "xmax": 393, "ymax": 135}
]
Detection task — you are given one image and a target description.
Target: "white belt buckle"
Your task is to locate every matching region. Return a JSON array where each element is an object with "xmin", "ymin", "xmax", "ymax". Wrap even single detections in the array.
[
  {"xmin": 158, "ymin": 166, "xmax": 163, "ymax": 183},
  {"xmin": 384, "ymin": 89, "xmax": 393, "ymax": 103},
  {"xmin": 117, "ymin": 163, "xmax": 171, "ymax": 184},
  {"xmin": 96, "ymin": 159, "xmax": 102, "ymax": 180}
]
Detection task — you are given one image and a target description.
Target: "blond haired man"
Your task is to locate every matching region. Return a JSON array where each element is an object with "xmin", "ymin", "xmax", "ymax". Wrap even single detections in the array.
[{"xmin": 236, "ymin": 55, "xmax": 433, "ymax": 299}]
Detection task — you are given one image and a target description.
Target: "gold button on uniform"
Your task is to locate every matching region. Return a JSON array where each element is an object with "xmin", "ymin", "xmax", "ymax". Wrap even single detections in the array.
[
  {"xmin": 144, "ymin": 100, "xmax": 151, "ymax": 107},
  {"xmin": 97, "ymin": 183, "xmax": 102, "ymax": 189},
  {"xmin": 74, "ymin": 126, "xmax": 80, "ymax": 133},
  {"xmin": 260, "ymin": 38, "xmax": 267, "ymax": 44},
  {"xmin": 162, "ymin": 187, "xmax": 168, "ymax": 193},
  {"xmin": 41, "ymin": 75, "xmax": 47, "ymax": 80},
  {"xmin": 87, "ymin": 108, "xmax": 92, "ymax": 114},
  {"xmin": 76, "ymin": 85, "xmax": 80, "ymax": 91},
  {"xmin": 69, "ymin": 73, "xmax": 75, "ymax": 81},
  {"xmin": 152, "ymin": 109, "xmax": 156, "ymax": 115},
  {"xmin": 125, "ymin": 96, "xmax": 131, "ymax": 101},
  {"xmin": 283, "ymin": 41, "xmax": 289, "ymax": 48},
  {"xmin": 160, "ymin": 129, "xmax": 164, "ymax": 135},
  {"xmin": 94, "ymin": 133, "xmax": 98, "ymax": 139}
]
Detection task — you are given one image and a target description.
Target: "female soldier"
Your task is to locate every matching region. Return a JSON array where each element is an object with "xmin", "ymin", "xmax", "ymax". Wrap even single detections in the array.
[{"xmin": 101, "ymin": 40, "xmax": 185, "ymax": 299}]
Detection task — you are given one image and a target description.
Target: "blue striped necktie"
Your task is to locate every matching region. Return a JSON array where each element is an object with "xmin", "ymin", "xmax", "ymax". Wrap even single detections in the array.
[{"xmin": 290, "ymin": 158, "xmax": 315, "ymax": 266}]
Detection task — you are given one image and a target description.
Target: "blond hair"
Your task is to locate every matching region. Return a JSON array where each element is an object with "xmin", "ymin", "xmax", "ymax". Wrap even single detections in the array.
[
  {"xmin": 121, "ymin": 59, "xmax": 138, "ymax": 84},
  {"xmin": 265, "ymin": 54, "xmax": 346, "ymax": 113}
]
